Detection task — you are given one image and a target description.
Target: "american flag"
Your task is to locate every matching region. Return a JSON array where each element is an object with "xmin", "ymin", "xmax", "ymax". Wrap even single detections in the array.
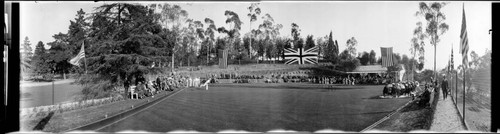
[
  {"xmin": 218, "ymin": 49, "xmax": 228, "ymax": 69},
  {"xmin": 460, "ymin": 4, "xmax": 469, "ymax": 69},
  {"xmin": 380, "ymin": 47, "xmax": 394, "ymax": 67},
  {"xmin": 69, "ymin": 42, "xmax": 85, "ymax": 66},
  {"xmin": 284, "ymin": 46, "xmax": 318, "ymax": 64}
]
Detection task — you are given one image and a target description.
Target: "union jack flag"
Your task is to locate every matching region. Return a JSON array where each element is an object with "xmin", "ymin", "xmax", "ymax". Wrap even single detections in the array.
[{"xmin": 284, "ymin": 46, "xmax": 319, "ymax": 64}]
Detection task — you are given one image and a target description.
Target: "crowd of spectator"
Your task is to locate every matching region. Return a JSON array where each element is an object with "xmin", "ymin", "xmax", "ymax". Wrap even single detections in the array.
[
  {"xmin": 124, "ymin": 73, "xmax": 206, "ymax": 99},
  {"xmin": 209, "ymin": 72, "xmax": 396, "ymax": 85}
]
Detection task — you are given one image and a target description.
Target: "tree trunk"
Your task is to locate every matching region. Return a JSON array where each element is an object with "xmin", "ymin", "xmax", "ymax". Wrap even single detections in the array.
[
  {"xmin": 171, "ymin": 53, "xmax": 174, "ymax": 72},
  {"xmin": 249, "ymin": 22, "xmax": 252, "ymax": 60},
  {"xmin": 207, "ymin": 44, "xmax": 209, "ymax": 66},
  {"xmin": 434, "ymin": 41, "xmax": 436, "ymax": 79}
]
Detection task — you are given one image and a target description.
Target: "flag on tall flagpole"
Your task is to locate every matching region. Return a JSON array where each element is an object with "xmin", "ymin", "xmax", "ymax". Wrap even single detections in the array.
[
  {"xmin": 380, "ymin": 47, "xmax": 394, "ymax": 67},
  {"xmin": 451, "ymin": 44, "xmax": 454, "ymax": 70},
  {"xmin": 218, "ymin": 49, "xmax": 228, "ymax": 69},
  {"xmin": 69, "ymin": 42, "xmax": 85, "ymax": 66},
  {"xmin": 460, "ymin": 4, "xmax": 469, "ymax": 69}
]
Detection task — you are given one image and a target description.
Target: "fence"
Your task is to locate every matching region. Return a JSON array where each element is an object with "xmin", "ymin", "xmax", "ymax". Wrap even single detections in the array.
[{"xmin": 448, "ymin": 68, "xmax": 491, "ymax": 132}]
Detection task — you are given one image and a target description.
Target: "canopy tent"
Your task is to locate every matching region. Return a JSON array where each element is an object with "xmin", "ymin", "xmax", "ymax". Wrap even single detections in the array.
[{"xmin": 346, "ymin": 65, "xmax": 388, "ymax": 74}]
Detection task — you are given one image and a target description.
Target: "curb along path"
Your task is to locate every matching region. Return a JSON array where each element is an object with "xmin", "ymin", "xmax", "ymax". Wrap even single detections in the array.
[{"xmin": 429, "ymin": 89, "xmax": 466, "ymax": 132}]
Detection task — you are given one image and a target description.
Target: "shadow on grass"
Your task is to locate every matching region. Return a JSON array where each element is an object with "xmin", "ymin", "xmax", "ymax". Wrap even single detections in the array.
[{"xmin": 33, "ymin": 111, "xmax": 55, "ymax": 131}]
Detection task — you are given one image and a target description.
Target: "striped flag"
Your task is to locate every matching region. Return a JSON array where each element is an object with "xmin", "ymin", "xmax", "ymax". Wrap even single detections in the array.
[
  {"xmin": 69, "ymin": 42, "xmax": 85, "ymax": 66},
  {"xmin": 284, "ymin": 46, "xmax": 318, "ymax": 64},
  {"xmin": 451, "ymin": 44, "xmax": 454, "ymax": 70},
  {"xmin": 380, "ymin": 47, "xmax": 394, "ymax": 67},
  {"xmin": 218, "ymin": 49, "xmax": 228, "ymax": 69},
  {"xmin": 460, "ymin": 4, "xmax": 469, "ymax": 69}
]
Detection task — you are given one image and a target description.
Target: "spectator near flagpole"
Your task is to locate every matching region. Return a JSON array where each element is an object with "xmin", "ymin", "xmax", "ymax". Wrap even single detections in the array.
[{"xmin": 69, "ymin": 41, "xmax": 87, "ymax": 74}]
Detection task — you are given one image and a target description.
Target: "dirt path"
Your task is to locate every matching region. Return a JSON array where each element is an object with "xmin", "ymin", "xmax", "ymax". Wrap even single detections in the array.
[{"xmin": 430, "ymin": 89, "xmax": 466, "ymax": 132}]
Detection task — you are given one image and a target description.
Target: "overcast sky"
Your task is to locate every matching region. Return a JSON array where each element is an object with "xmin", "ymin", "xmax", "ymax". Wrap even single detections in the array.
[{"xmin": 20, "ymin": 1, "xmax": 491, "ymax": 71}]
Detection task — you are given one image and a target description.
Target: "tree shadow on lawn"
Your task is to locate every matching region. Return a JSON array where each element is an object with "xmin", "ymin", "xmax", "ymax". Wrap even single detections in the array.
[{"xmin": 33, "ymin": 111, "xmax": 55, "ymax": 131}]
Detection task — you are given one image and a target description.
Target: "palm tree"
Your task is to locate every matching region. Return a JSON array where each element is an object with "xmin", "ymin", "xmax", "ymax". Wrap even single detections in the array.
[{"xmin": 416, "ymin": 2, "xmax": 449, "ymax": 78}]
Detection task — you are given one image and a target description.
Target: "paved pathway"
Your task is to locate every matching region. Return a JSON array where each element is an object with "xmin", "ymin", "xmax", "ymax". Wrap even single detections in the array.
[{"xmin": 430, "ymin": 89, "xmax": 466, "ymax": 132}]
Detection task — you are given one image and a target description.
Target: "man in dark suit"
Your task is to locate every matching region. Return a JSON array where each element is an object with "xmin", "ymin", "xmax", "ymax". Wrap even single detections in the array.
[{"xmin": 441, "ymin": 76, "xmax": 449, "ymax": 100}]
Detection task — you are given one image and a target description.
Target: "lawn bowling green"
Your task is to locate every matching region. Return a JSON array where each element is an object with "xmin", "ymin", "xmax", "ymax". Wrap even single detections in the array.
[{"xmin": 99, "ymin": 83, "xmax": 410, "ymax": 132}]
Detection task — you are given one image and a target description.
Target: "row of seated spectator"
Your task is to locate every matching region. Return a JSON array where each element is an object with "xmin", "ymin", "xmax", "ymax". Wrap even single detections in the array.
[
  {"xmin": 206, "ymin": 72, "xmax": 397, "ymax": 85},
  {"xmin": 125, "ymin": 73, "xmax": 191, "ymax": 99}
]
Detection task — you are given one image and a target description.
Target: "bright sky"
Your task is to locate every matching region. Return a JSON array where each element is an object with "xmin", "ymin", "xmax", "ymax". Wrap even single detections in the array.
[{"xmin": 20, "ymin": 1, "xmax": 491, "ymax": 71}]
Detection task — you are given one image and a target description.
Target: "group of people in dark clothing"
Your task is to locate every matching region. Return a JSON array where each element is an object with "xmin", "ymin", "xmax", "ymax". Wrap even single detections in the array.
[
  {"xmin": 123, "ymin": 73, "xmax": 190, "ymax": 99},
  {"xmin": 415, "ymin": 75, "xmax": 450, "ymax": 108}
]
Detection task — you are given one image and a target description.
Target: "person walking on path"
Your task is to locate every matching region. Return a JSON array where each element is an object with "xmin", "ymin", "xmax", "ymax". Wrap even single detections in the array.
[
  {"xmin": 430, "ymin": 87, "xmax": 466, "ymax": 132},
  {"xmin": 441, "ymin": 76, "xmax": 449, "ymax": 100}
]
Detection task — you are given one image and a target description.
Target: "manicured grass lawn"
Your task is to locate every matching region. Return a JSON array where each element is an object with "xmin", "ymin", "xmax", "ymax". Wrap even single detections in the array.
[
  {"xmin": 100, "ymin": 83, "xmax": 410, "ymax": 132},
  {"xmin": 20, "ymin": 81, "xmax": 83, "ymax": 108}
]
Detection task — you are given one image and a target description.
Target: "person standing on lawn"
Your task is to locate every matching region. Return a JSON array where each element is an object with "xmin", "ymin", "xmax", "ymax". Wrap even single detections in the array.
[{"xmin": 441, "ymin": 76, "xmax": 449, "ymax": 100}]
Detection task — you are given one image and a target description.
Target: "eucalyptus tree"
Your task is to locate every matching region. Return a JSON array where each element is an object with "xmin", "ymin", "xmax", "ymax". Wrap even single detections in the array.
[
  {"xmin": 218, "ymin": 10, "xmax": 243, "ymax": 63},
  {"xmin": 416, "ymin": 2, "xmax": 449, "ymax": 77},
  {"xmin": 255, "ymin": 13, "xmax": 283, "ymax": 62},
  {"xmin": 247, "ymin": 3, "xmax": 261, "ymax": 59},
  {"xmin": 203, "ymin": 18, "xmax": 217, "ymax": 65},
  {"xmin": 346, "ymin": 37, "xmax": 358, "ymax": 57},
  {"xmin": 410, "ymin": 21, "xmax": 427, "ymax": 79},
  {"xmin": 151, "ymin": 3, "xmax": 190, "ymax": 70},
  {"xmin": 291, "ymin": 23, "xmax": 301, "ymax": 48}
]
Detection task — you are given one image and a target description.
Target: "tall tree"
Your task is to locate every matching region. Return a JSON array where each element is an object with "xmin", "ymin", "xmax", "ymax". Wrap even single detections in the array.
[
  {"xmin": 223, "ymin": 10, "xmax": 243, "ymax": 39},
  {"xmin": 31, "ymin": 41, "xmax": 51, "ymax": 79},
  {"xmin": 47, "ymin": 33, "xmax": 73, "ymax": 76},
  {"xmin": 316, "ymin": 36, "xmax": 327, "ymax": 58},
  {"xmin": 152, "ymin": 3, "xmax": 189, "ymax": 70},
  {"xmin": 324, "ymin": 32, "xmax": 338, "ymax": 64},
  {"xmin": 291, "ymin": 23, "xmax": 301, "ymax": 48},
  {"xmin": 416, "ymin": 2, "xmax": 449, "ymax": 78},
  {"xmin": 203, "ymin": 18, "xmax": 217, "ymax": 65},
  {"xmin": 304, "ymin": 35, "xmax": 315, "ymax": 50},
  {"xmin": 346, "ymin": 37, "xmax": 358, "ymax": 57},
  {"xmin": 359, "ymin": 51, "xmax": 370, "ymax": 65},
  {"xmin": 21, "ymin": 37, "xmax": 33, "ymax": 76},
  {"xmin": 247, "ymin": 3, "xmax": 260, "ymax": 59},
  {"xmin": 81, "ymin": 4, "xmax": 167, "ymax": 99},
  {"xmin": 369, "ymin": 50, "xmax": 376, "ymax": 65},
  {"xmin": 337, "ymin": 49, "xmax": 360, "ymax": 72}
]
